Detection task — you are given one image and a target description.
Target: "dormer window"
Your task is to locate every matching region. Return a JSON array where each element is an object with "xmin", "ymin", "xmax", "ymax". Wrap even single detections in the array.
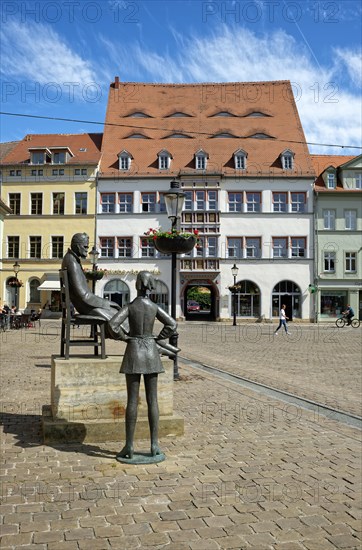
[
  {"xmin": 165, "ymin": 112, "xmax": 192, "ymax": 118},
  {"xmin": 29, "ymin": 148, "xmax": 51, "ymax": 165},
  {"xmin": 126, "ymin": 111, "xmax": 151, "ymax": 118},
  {"xmin": 245, "ymin": 111, "xmax": 269, "ymax": 117},
  {"xmin": 211, "ymin": 111, "xmax": 236, "ymax": 117},
  {"xmin": 164, "ymin": 133, "xmax": 192, "ymax": 139},
  {"xmin": 212, "ymin": 133, "xmax": 237, "ymax": 138},
  {"xmin": 118, "ymin": 150, "xmax": 133, "ymax": 171},
  {"xmin": 53, "ymin": 151, "xmax": 66, "ymax": 164},
  {"xmin": 248, "ymin": 133, "xmax": 274, "ymax": 139},
  {"xmin": 195, "ymin": 150, "xmax": 208, "ymax": 170},
  {"xmin": 327, "ymin": 172, "xmax": 336, "ymax": 188},
  {"xmin": 126, "ymin": 133, "xmax": 150, "ymax": 139},
  {"xmin": 157, "ymin": 150, "xmax": 172, "ymax": 170},
  {"xmin": 234, "ymin": 149, "xmax": 247, "ymax": 170},
  {"xmin": 281, "ymin": 149, "xmax": 295, "ymax": 170}
]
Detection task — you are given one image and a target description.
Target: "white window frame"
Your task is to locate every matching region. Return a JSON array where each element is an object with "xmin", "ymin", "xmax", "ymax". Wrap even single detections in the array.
[
  {"xmin": 100, "ymin": 237, "xmax": 114, "ymax": 258},
  {"xmin": 228, "ymin": 192, "xmax": 242, "ymax": 212},
  {"xmin": 345, "ymin": 210, "xmax": 356, "ymax": 230},
  {"xmin": 345, "ymin": 252, "xmax": 356, "ymax": 273},
  {"xmin": 327, "ymin": 172, "xmax": 336, "ymax": 188},
  {"xmin": 141, "ymin": 193, "xmax": 156, "ymax": 213},
  {"xmin": 281, "ymin": 151, "xmax": 294, "ymax": 170},
  {"xmin": 273, "ymin": 238, "xmax": 288, "ymax": 258},
  {"xmin": 141, "ymin": 238, "xmax": 155, "ymax": 257},
  {"xmin": 245, "ymin": 238, "xmax": 261, "ymax": 258},
  {"xmin": 246, "ymin": 192, "xmax": 261, "ymax": 212},
  {"xmin": 117, "ymin": 237, "xmax": 133, "ymax": 258},
  {"xmin": 323, "ymin": 209, "xmax": 336, "ymax": 230},
  {"xmin": 273, "ymin": 192, "xmax": 287, "ymax": 212},
  {"xmin": 195, "ymin": 151, "xmax": 208, "ymax": 170},
  {"xmin": 227, "ymin": 238, "xmax": 242, "ymax": 259},
  {"xmin": 119, "ymin": 193, "xmax": 133, "ymax": 213},
  {"xmin": 101, "ymin": 193, "xmax": 116, "ymax": 213},
  {"xmin": 291, "ymin": 237, "xmax": 306, "ymax": 258},
  {"xmin": 324, "ymin": 251, "xmax": 336, "ymax": 272},
  {"xmin": 355, "ymin": 173, "xmax": 362, "ymax": 189}
]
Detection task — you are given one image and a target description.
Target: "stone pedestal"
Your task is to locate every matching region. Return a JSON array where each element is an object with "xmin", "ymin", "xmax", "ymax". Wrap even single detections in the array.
[{"xmin": 42, "ymin": 355, "xmax": 184, "ymax": 444}]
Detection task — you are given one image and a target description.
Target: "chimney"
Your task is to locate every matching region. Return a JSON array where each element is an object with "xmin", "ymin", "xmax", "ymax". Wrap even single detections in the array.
[{"xmin": 114, "ymin": 76, "xmax": 120, "ymax": 89}]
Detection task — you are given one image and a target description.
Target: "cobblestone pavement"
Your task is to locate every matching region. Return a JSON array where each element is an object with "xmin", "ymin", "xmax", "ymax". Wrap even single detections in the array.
[
  {"xmin": 177, "ymin": 322, "xmax": 362, "ymax": 418},
  {"xmin": 0, "ymin": 321, "xmax": 361, "ymax": 549}
]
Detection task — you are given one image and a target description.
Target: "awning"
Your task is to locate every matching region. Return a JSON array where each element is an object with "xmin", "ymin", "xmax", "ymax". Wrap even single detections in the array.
[
  {"xmin": 38, "ymin": 280, "xmax": 61, "ymax": 291},
  {"xmin": 38, "ymin": 273, "xmax": 60, "ymax": 291}
]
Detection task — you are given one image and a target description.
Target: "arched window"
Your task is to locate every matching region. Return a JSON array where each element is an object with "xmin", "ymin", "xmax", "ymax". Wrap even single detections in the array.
[
  {"xmin": 149, "ymin": 280, "xmax": 169, "ymax": 312},
  {"xmin": 29, "ymin": 279, "xmax": 41, "ymax": 303},
  {"xmin": 103, "ymin": 279, "xmax": 130, "ymax": 308},
  {"xmin": 272, "ymin": 280, "xmax": 301, "ymax": 319},
  {"xmin": 231, "ymin": 280, "xmax": 260, "ymax": 318}
]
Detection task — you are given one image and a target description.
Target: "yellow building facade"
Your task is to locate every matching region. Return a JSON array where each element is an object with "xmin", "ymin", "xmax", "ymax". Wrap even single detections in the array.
[{"xmin": 0, "ymin": 133, "xmax": 102, "ymax": 314}]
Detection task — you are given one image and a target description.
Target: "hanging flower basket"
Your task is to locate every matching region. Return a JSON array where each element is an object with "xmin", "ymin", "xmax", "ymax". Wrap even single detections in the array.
[
  {"xmin": 145, "ymin": 228, "xmax": 198, "ymax": 254},
  {"xmin": 84, "ymin": 270, "xmax": 106, "ymax": 281},
  {"xmin": 8, "ymin": 280, "xmax": 23, "ymax": 287}
]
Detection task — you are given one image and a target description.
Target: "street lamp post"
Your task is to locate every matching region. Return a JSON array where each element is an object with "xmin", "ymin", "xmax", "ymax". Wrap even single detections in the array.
[
  {"xmin": 231, "ymin": 263, "xmax": 239, "ymax": 326},
  {"xmin": 164, "ymin": 180, "xmax": 186, "ymax": 381},
  {"xmin": 89, "ymin": 245, "xmax": 100, "ymax": 294},
  {"xmin": 13, "ymin": 261, "xmax": 21, "ymax": 310}
]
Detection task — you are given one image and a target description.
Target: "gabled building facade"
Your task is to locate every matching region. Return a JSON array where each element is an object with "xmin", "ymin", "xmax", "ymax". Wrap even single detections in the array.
[
  {"xmin": 312, "ymin": 155, "xmax": 362, "ymax": 322},
  {"xmin": 96, "ymin": 78, "xmax": 315, "ymax": 321},
  {"xmin": 0, "ymin": 133, "xmax": 102, "ymax": 312}
]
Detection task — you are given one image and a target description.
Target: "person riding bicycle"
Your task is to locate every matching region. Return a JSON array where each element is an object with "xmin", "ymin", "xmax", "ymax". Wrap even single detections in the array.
[{"xmin": 342, "ymin": 305, "xmax": 354, "ymax": 326}]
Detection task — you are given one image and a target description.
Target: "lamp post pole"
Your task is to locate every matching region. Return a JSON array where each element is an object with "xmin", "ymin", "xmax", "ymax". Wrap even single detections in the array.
[
  {"xmin": 231, "ymin": 263, "xmax": 239, "ymax": 327},
  {"xmin": 13, "ymin": 261, "xmax": 20, "ymax": 310},
  {"xmin": 164, "ymin": 179, "xmax": 186, "ymax": 381}
]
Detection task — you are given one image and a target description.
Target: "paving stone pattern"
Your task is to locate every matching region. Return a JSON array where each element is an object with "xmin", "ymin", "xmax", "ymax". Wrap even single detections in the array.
[{"xmin": 0, "ymin": 321, "xmax": 361, "ymax": 549}]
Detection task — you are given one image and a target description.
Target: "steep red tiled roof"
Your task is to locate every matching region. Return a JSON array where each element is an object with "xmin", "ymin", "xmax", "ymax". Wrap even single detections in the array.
[
  {"xmin": 100, "ymin": 79, "xmax": 314, "ymax": 178},
  {"xmin": 311, "ymin": 154, "xmax": 358, "ymax": 192},
  {"xmin": 1, "ymin": 133, "xmax": 102, "ymax": 165}
]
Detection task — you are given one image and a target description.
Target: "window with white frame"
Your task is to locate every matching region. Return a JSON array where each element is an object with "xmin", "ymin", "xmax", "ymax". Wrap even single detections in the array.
[
  {"xmin": 141, "ymin": 193, "xmax": 156, "ymax": 212},
  {"xmin": 117, "ymin": 237, "xmax": 132, "ymax": 258},
  {"xmin": 29, "ymin": 236, "xmax": 42, "ymax": 259},
  {"xmin": 228, "ymin": 192, "xmax": 242, "ymax": 212},
  {"xmin": 323, "ymin": 209, "xmax": 336, "ymax": 230},
  {"xmin": 52, "ymin": 192, "xmax": 65, "ymax": 215},
  {"xmin": 75, "ymin": 192, "xmax": 87, "ymax": 214},
  {"xmin": 182, "ymin": 190, "xmax": 217, "ymax": 211},
  {"xmin": 246, "ymin": 192, "xmax": 261, "ymax": 212},
  {"xmin": 345, "ymin": 210, "xmax": 357, "ymax": 230},
  {"xmin": 227, "ymin": 238, "xmax": 242, "ymax": 258},
  {"xmin": 355, "ymin": 173, "xmax": 362, "ymax": 189},
  {"xmin": 195, "ymin": 150, "xmax": 208, "ymax": 170},
  {"xmin": 234, "ymin": 150, "xmax": 247, "ymax": 170},
  {"xmin": 100, "ymin": 237, "xmax": 114, "ymax": 258},
  {"xmin": 291, "ymin": 238, "xmax": 306, "ymax": 257},
  {"xmin": 324, "ymin": 251, "xmax": 335, "ymax": 272},
  {"xmin": 281, "ymin": 150, "xmax": 294, "ymax": 170},
  {"xmin": 345, "ymin": 252, "xmax": 356, "ymax": 272},
  {"xmin": 119, "ymin": 193, "xmax": 133, "ymax": 213},
  {"xmin": 273, "ymin": 192, "xmax": 287, "ymax": 212},
  {"xmin": 101, "ymin": 193, "xmax": 116, "ymax": 213},
  {"xmin": 245, "ymin": 238, "xmax": 261, "ymax": 258},
  {"xmin": 7, "ymin": 236, "xmax": 19, "ymax": 258},
  {"xmin": 157, "ymin": 150, "xmax": 172, "ymax": 170},
  {"xmin": 141, "ymin": 238, "xmax": 155, "ymax": 257},
  {"xmin": 273, "ymin": 238, "xmax": 288, "ymax": 258},
  {"xmin": 206, "ymin": 236, "xmax": 217, "ymax": 257},
  {"xmin": 51, "ymin": 236, "xmax": 64, "ymax": 258},
  {"xmin": 31, "ymin": 193, "xmax": 42, "ymax": 215},
  {"xmin": 290, "ymin": 192, "xmax": 305, "ymax": 212},
  {"xmin": 118, "ymin": 151, "xmax": 132, "ymax": 171},
  {"xmin": 196, "ymin": 237, "xmax": 204, "ymax": 257},
  {"xmin": 327, "ymin": 172, "xmax": 336, "ymax": 188}
]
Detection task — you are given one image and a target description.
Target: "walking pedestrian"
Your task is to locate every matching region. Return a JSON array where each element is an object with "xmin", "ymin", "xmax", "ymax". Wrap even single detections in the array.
[{"xmin": 274, "ymin": 304, "xmax": 291, "ymax": 335}]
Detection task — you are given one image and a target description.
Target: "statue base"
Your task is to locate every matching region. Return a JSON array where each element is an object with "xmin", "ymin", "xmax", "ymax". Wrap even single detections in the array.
[
  {"xmin": 116, "ymin": 452, "xmax": 166, "ymax": 465},
  {"xmin": 42, "ymin": 355, "xmax": 184, "ymax": 444}
]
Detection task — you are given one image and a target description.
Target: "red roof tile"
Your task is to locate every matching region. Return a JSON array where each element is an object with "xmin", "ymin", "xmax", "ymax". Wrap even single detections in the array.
[
  {"xmin": 1, "ymin": 133, "xmax": 102, "ymax": 165},
  {"xmin": 311, "ymin": 154, "xmax": 358, "ymax": 191},
  {"xmin": 100, "ymin": 80, "xmax": 314, "ymax": 178}
]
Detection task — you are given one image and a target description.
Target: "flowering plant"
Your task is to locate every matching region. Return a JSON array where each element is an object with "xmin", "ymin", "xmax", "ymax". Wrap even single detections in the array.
[
  {"xmin": 8, "ymin": 279, "xmax": 23, "ymax": 287},
  {"xmin": 83, "ymin": 268, "xmax": 108, "ymax": 281},
  {"xmin": 144, "ymin": 228, "xmax": 199, "ymax": 240}
]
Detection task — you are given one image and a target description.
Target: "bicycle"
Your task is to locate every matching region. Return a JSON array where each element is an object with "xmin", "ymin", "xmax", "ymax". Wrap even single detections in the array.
[{"xmin": 335, "ymin": 315, "xmax": 360, "ymax": 328}]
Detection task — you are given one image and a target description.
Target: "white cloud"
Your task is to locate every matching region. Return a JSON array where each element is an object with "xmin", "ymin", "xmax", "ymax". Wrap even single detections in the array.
[
  {"xmin": 116, "ymin": 25, "xmax": 361, "ymax": 153},
  {"xmin": 0, "ymin": 21, "xmax": 98, "ymax": 94},
  {"xmin": 334, "ymin": 47, "xmax": 362, "ymax": 88}
]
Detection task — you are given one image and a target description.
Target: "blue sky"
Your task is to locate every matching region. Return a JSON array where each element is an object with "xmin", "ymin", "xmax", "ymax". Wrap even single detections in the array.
[{"xmin": 1, "ymin": 0, "xmax": 361, "ymax": 154}]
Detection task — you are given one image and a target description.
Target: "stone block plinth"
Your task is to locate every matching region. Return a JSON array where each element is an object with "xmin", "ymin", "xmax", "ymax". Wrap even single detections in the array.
[{"xmin": 42, "ymin": 355, "xmax": 184, "ymax": 444}]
